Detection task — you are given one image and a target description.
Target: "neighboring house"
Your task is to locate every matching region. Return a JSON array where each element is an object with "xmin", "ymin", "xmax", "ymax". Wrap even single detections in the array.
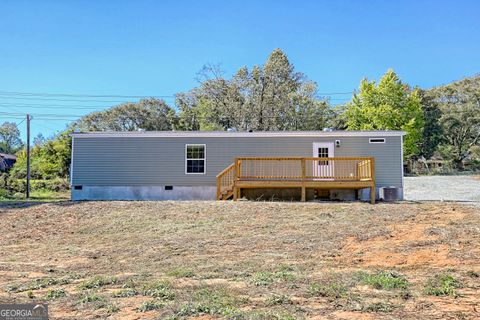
[
  {"xmin": 0, "ymin": 153, "xmax": 17, "ymax": 172},
  {"xmin": 70, "ymin": 130, "xmax": 405, "ymax": 203}
]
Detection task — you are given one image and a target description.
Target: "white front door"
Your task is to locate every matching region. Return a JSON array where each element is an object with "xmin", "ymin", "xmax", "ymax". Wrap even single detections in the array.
[{"xmin": 312, "ymin": 142, "xmax": 334, "ymax": 178}]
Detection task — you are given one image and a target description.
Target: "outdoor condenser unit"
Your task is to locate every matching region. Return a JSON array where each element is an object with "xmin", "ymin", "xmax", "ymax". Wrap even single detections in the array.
[{"xmin": 380, "ymin": 187, "xmax": 402, "ymax": 201}]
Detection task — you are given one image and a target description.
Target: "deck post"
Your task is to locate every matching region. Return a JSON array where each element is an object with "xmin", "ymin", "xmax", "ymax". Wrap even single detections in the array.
[
  {"xmin": 301, "ymin": 158, "xmax": 306, "ymax": 201},
  {"xmin": 370, "ymin": 186, "xmax": 375, "ymax": 204},
  {"xmin": 370, "ymin": 157, "xmax": 376, "ymax": 204},
  {"xmin": 216, "ymin": 177, "xmax": 221, "ymax": 200},
  {"xmin": 233, "ymin": 158, "xmax": 239, "ymax": 201}
]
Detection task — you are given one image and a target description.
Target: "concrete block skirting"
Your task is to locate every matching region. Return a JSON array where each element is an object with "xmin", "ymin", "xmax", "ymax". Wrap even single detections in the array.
[
  {"xmin": 71, "ymin": 185, "xmax": 403, "ymax": 202},
  {"xmin": 71, "ymin": 186, "xmax": 217, "ymax": 201}
]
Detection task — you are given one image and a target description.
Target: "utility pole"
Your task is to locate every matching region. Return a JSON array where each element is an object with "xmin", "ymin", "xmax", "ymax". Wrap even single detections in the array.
[{"xmin": 26, "ymin": 114, "xmax": 31, "ymax": 199}]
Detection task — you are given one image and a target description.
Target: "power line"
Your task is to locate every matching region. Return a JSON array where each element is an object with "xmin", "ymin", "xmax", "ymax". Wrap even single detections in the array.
[
  {"xmin": 0, "ymin": 105, "xmax": 109, "ymax": 111},
  {"xmin": 0, "ymin": 102, "xmax": 114, "ymax": 110},
  {"xmin": 34, "ymin": 120, "xmax": 60, "ymax": 132},
  {"xmin": 14, "ymin": 118, "xmax": 26, "ymax": 128},
  {"xmin": 317, "ymin": 91, "xmax": 353, "ymax": 95},
  {"xmin": 0, "ymin": 90, "xmax": 176, "ymax": 99},
  {"xmin": 0, "ymin": 111, "xmax": 83, "ymax": 118},
  {"xmin": 0, "ymin": 95, "xmax": 154, "ymax": 103},
  {"xmin": 0, "ymin": 89, "xmax": 354, "ymax": 98}
]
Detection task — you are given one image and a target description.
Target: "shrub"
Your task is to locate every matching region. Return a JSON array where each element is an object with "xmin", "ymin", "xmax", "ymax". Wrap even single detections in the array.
[
  {"xmin": 167, "ymin": 267, "xmax": 195, "ymax": 278},
  {"xmin": 252, "ymin": 272, "xmax": 275, "ymax": 286},
  {"xmin": 78, "ymin": 275, "xmax": 117, "ymax": 290},
  {"xmin": 309, "ymin": 282, "xmax": 348, "ymax": 299},
  {"xmin": 78, "ymin": 293, "xmax": 104, "ymax": 303},
  {"xmin": 425, "ymin": 274, "xmax": 461, "ymax": 297},
  {"xmin": 6, "ymin": 277, "xmax": 70, "ymax": 293},
  {"xmin": 137, "ymin": 300, "xmax": 164, "ymax": 312},
  {"xmin": 265, "ymin": 294, "xmax": 292, "ymax": 306},
  {"xmin": 112, "ymin": 288, "xmax": 138, "ymax": 298},
  {"xmin": 106, "ymin": 304, "xmax": 120, "ymax": 314},
  {"xmin": 8, "ymin": 178, "xmax": 70, "ymax": 193},
  {"xmin": 251, "ymin": 266, "xmax": 296, "ymax": 286},
  {"xmin": 140, "ymin": 281, "xmax": 174, "ymax": 300},
  {"xmin": 0, "ymin": 188, "xmax": 10, "ymax": 199},
  {"xmin": 362, "ymin": 271, "xmax": 409, "ymax": 290},
  {"xmin": 173, "ymin": 287, "xmax": 240, "ymax": 318},
  {"xmin": 45, "ymin": 289, "xmax": 66, "ymax": 300}
]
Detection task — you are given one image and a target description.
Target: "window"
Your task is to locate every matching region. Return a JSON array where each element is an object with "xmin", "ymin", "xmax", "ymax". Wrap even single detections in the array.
[
  {"xmin": 186, "ymin": 144, "xmax": 206, "ymax": 174},
  {"xmin": 318, "ymin": 147, "xmax": 329, "ymax": 165},
  {"xmin": 369, "ymin": 138, "xmax": 386, "ymax": 144}
]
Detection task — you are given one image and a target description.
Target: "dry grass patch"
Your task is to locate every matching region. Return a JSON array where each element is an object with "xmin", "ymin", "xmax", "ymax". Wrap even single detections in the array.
[{"xmin": 0, "ymin": 201, "xmax": 479, "ymax": 319}]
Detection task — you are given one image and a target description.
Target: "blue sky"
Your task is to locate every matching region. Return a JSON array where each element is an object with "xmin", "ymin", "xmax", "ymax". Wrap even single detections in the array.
[{"xmin": 1, "ymin": 0, "xmax": 479, "ymax": 140}]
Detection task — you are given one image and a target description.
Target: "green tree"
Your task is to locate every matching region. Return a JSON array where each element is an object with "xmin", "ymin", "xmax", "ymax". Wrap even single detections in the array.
[
  {"xmin": 0, "ymin": 122, "xmax": 23, "ymax": 153},
  {"xmin": 9, "ymin": 130, "xmax": 72, "ymax": 180},
  {"xmin": 176, "ymin": 49, "xmax": 332, "ymax": 131},
  {"xmin": 417, "ymin": 89, "xmax": 443, "ymax": 159},
  {"xmin": 428, "ymin": 75, "xmax": 480, "ymax": 168},
  {"xmin": 77, "ymin": 98, "xmax": 177, "ymax": 132},
  {"xmin": 344, "ymin": 69, "xmax": 424, "ymax": 159}
]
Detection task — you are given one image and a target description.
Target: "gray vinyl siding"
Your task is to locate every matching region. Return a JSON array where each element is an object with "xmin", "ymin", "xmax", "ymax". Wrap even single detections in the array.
[{"xmin": 72, "ymin": 135, "xmax": 403, "ymax": 188}]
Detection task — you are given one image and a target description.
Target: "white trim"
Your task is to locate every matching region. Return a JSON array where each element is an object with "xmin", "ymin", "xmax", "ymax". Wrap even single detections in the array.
[
  {"xmin": 71, "ymin": 130, "xmax": 406, "ymax": 138},
  {"xmin": 70, "ymin": 136, "xmax": 74, "ymax": 186},
  {"xmin": 369, "ymin": 138, "xmax": 386, "ymax": 144},
  {"xmin": 312, "ymin": 142, "xmax": 335, "ymax": 157},
  {"xmin": 312, "ymin": 142, "xmax": 335, "ymax": 179},
  {"xmin": 185, "ymin": 144, "xmax": 206, "ymax": 175}
]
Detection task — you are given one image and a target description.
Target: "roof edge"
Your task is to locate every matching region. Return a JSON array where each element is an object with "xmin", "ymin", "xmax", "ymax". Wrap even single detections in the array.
[{"xmin": 70, "ymin": 130, "xmax": 406, "ymax": 138}]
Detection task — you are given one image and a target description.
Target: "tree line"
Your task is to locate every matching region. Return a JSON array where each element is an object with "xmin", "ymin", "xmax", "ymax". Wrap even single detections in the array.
[{"xmin": 1, "ymin": 48, "xmax": 479, "ymax": 194}]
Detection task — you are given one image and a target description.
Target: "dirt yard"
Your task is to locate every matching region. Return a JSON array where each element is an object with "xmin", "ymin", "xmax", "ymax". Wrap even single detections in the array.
[{"xmin": 0, "ymin": 201, "xmax": 479, "ymax": 319}]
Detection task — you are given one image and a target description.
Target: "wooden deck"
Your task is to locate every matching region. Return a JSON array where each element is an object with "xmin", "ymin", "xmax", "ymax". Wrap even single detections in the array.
[{"xmin": 216, "ymin": 157, "xmax": 376, "ymax": 204}]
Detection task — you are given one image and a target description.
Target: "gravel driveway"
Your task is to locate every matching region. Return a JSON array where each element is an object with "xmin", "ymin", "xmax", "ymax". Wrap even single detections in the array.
[{"xmin": 404, "ymin": 175, "xmax": 480, "ymax": 202}]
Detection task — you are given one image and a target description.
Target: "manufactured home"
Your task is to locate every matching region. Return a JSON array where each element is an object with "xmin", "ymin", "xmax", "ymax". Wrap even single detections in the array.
[{"xmin": 70, "ymin": 130, "xmax": 405, "ymax": 203}]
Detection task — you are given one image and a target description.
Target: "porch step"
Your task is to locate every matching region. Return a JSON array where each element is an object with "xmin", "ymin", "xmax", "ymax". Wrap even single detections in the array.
[{"xmin": 219, "ymin": 188, "xmax": 234, "ymax": 200}]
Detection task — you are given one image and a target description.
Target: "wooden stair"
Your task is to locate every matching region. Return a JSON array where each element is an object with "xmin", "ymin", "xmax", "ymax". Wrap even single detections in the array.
[
  {"xmin": 219, "ymin": 187, "xmax": 234, "ymax": 200},
  {"xmin": 216, "ymin": 163, "xmax": 236, "ymax": 200}
]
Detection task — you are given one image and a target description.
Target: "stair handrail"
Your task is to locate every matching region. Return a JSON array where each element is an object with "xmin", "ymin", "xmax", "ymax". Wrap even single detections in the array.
[{"xmin": 216, "ymin": 163, "xmax": 235, "ymax": 199}]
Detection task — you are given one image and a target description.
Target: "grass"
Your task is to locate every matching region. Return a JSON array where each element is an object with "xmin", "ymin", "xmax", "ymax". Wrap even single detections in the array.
[
  {"xmin": 140, "ymin": 281, "xmax": 175, "ymax": 300},
  {"xmin": 166, "ymin": 267, "xmax": 195, "ymax": 278},
  {"xmin": 362, "ymin": 271, "xmax": 409, "ymax": 290},
  {"xmin": 45, "ymin": 288, "xmax": 66, "ymax": 300},
  {"xmin": 265, "ymin": 294, "xmax": 292, "ymax": 306},
  {"xmin": 0, "ymin": 201, "xmax": 478, "ymax": 319},
  {"xmin": 112, "ymin": 288, "xmax": 138, "ymax": 298},
  {"xmin": 362, "ymin": 302, "xmax": 396, "ymax": 313},
  {"xmin": 78, "ymin": 293, "xmax": 104, "ymax": 304},
  {"xmin": 251, "ymin": 266, "xmax": 296, "ymax": 286},
  {"xmin": 137, "ymin": 300, "xmax": 164, "ymax": 312},
  {"xmin": 0, "ymin": 189, "xmax": 69, "ymax": 202},
  {"xmin": 5, "ymin": 277, "xmax": 70, "ymax": 293},
  {"xmin": 171, "ymin": 287, "xmax": 241, "ymax": 318},
  {"xmin": 78, "ymin": 275, "xmax": 117, "ymax": 290},
  {"xmin": 105, "ymin": 303, "xmax": 120, "ymax": 314},
  {"xmin": 425, "ymin": 274, "xmax": 462, "ymax": 297},
  {"xmin": 309, "ymin": 282, "xmax": 349, "ymax": 299}
]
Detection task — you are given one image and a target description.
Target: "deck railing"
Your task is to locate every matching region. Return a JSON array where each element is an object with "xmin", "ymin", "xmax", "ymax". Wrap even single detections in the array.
[
  {"xmin": 235, "ymin": 157, "xmax": 375, "ymax": 181},
  {"xmin": 216, "ymin": 163, "xmax": 236, "ymax": 199}
]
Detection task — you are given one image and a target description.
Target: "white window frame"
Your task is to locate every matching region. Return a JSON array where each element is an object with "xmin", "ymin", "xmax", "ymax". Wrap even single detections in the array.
[
  {"xmin": 185, "ymin": 144, "xmax": 206, "ymax": 175},
  {"xmin": 369, "ymin": 138, "xmax": 386, "ymax": 144}
]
